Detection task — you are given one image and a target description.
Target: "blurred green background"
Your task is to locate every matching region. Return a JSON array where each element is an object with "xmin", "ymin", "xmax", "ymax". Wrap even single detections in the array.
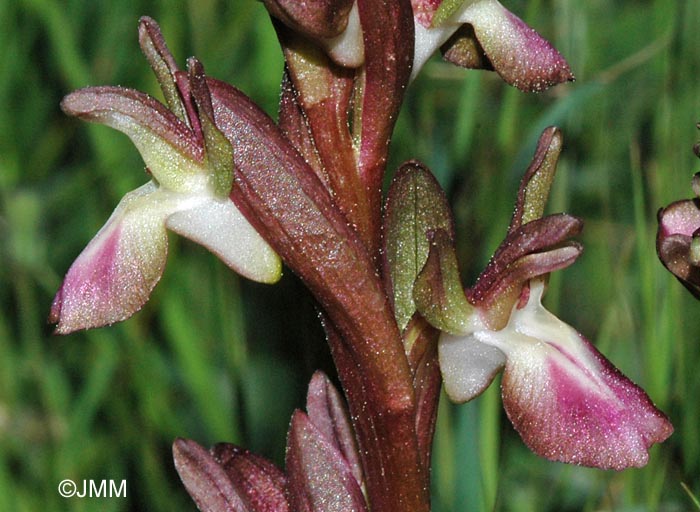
[{"xmin": 2, "ymin": 0, "xmax": 699, "ymax": 510}]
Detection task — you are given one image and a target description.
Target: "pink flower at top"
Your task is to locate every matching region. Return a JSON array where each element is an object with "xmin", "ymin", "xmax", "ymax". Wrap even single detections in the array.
[{"xmin": 411, "ymin": 0, "xmax": 574, "ymax": 90}]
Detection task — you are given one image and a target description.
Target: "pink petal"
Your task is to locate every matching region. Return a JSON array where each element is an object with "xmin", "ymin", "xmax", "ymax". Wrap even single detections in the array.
[
  {"xmin": 412, "ymin": 0, "xmax": 573, "ymax": 89},
  {"xmin": 657, "ymin": 199, "xmax": 700, "ymax": 238},
  {"xmin": 458, "ymin": 0, "xmax": 574, "ymax": 92},
  {"xmin": 50, "ymin": 183, "xmax": 170, "ymax": 334},
  {"xmin": 494, "ymin": 285, "xmax": 673, "ymax": 469}
]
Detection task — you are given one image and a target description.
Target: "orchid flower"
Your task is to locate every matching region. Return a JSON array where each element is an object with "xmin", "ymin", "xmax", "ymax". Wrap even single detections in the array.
[
  {"xmin": 411, "ymin": 127, "xmax": 672, "ymax": 469},
  {"xmin": 50, "ymin": 18, "xmax": 281, "ymax": 334},
  {"xmin": 411, "ymin": 0, "xmax": 574, "ymax": 90},
  {"xmin": 657, "ymin": 168, "xmax": 700, "ymax": 299}
]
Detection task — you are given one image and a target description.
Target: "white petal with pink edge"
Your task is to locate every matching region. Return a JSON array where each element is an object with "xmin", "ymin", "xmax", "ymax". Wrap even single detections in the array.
[
  {"xmin": 51, "ymin": 181, "xmax": 281, "ymax": 334},
  {"xmin": 472, "ymin": 281, "xmax": 673, "ymax": 469}
]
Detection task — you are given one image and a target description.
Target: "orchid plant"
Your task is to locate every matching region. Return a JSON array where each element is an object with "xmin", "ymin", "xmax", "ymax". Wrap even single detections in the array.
[{"xmin": 52, "ymin": 1, "xmax": 673, "ymax": 511}]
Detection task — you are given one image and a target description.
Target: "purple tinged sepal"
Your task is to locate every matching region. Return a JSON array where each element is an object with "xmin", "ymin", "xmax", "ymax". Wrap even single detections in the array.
[
  {"xmin": 173, "ymin": 439, "xmax": 289, "ymax": 512},
  {"xmin": 51, "ymin": 18, "xmax": 281, "ymax": 334},
  {"xmin": 210, "ymin": 444, "xmax": 290, "ymax": 512},
  {"xmin": 285, "ymin": 411, "xmax": 368, "ymax": 512},
  {"xmin": 468, "ymin": 127, "xmax": 581, "ymax": 330},
  {"xmin": 657, "ymin": 172, "xmax": 700, "ymax": 299},
  {"xmin": 411, "ymin": 0, "xmax": 574, "ymax": 91},
  {"xmin": 263, "ymin": 0, "xmax": 354, "ymax": 41},
  {"xmin": 173, "ymin": 438, "xmax": 251, "ymax": 512},
  {"xmin": 305, "ymin": 372, "xmax": 364, "ymax": 489}
]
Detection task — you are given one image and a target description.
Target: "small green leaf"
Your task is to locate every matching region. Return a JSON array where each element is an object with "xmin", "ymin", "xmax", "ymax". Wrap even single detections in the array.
[{"xmin": 383, "ymin": 162, "xmax": 454, "ymax": 331}]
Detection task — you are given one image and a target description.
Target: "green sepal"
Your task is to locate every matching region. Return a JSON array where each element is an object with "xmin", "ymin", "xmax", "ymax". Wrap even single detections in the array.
[
  {"xmin": 510, "ymin": 126, "xmax": 563, "ymax": 232},
  {"xmin": 138, "ymin": 16, "xmax": 189, "ymax": 125},
  {"xmin": 413, "ymin": 229, "xmax": 473, "ymax": 334},
  {"xmin": 188, "ymin": 58, "xmax": 235, "ymax": 198}
]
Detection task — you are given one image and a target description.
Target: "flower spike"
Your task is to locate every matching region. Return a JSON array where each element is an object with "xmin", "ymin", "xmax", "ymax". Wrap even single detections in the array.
[{"xmin": 51, "ymin": 18, "xmax": 281, "ymax": 334}]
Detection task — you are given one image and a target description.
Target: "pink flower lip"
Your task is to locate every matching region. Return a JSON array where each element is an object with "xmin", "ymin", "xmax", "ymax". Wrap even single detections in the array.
[
  {"xmin": 495, "ymin": 283, "xmax": 673, "ymax": 470},
  {"xmin": 439, "ymin": 281, "xmax": 673, "ymax": 470}
]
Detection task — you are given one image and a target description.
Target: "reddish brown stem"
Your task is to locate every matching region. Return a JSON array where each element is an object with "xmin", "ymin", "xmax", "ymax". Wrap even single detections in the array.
[{"xmin": 211, "ymin": 79, "xmax": 430, "ymax": 512}]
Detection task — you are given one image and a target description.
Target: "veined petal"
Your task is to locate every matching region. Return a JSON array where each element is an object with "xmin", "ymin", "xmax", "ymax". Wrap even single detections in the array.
[
  {"xmin": 166, "ymin": 198, "xmax": 282, "ymax": 284},
  {"xmin": 475, "ymin": 282, "xmax": 673, "ymax": 469},
  {"xmin": 50, "ymin": 182, "xmax": 175, "ymax": 334}
]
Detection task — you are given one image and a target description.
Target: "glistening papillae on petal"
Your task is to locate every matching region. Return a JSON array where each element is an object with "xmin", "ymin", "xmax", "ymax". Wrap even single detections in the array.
[
  {"xmin": 472, "ymin": 282, "xmax": 673, "ymax": 470},
  {"xmin": 454, "ymin": 0, "xmax": 573, "ymax": 92},
  {"xmin": 412, "ymin": 0, "xmax": 573, "ymax": 91},
  {"xmin": 50, "ymin": 183, "xmax": 175, "ymax": 334}
]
